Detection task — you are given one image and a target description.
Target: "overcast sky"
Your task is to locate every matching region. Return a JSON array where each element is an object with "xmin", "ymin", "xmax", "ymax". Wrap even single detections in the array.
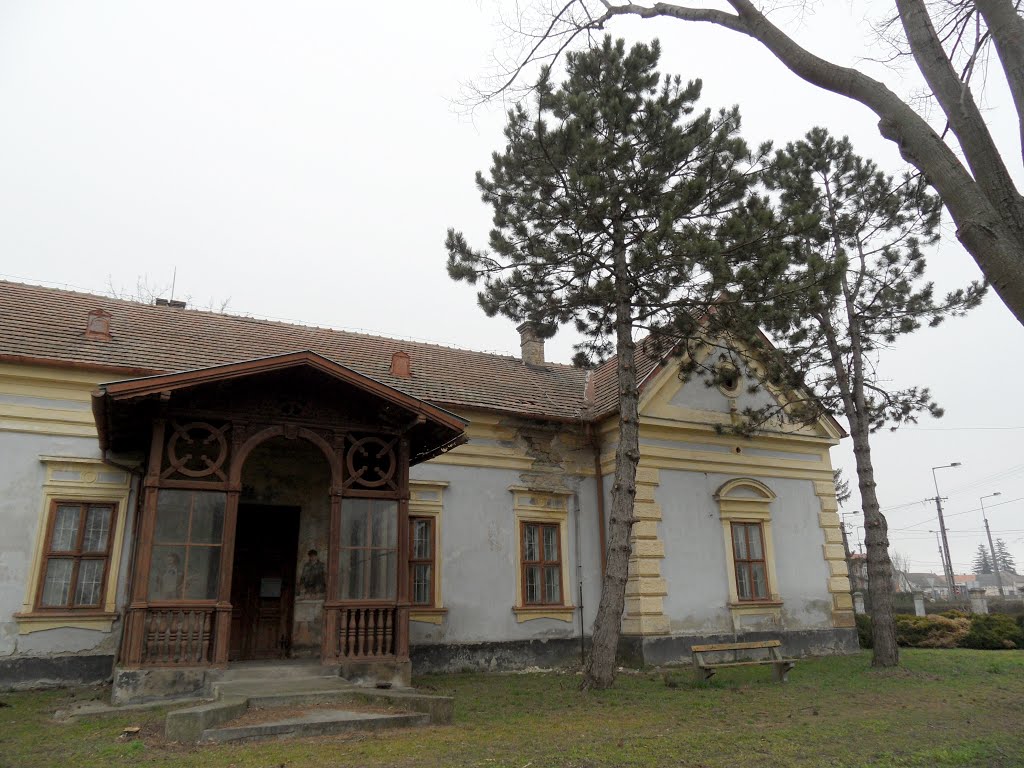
[{"xmin": 1, "ymin": 1, "xmax": 1021, "ymax": 576}]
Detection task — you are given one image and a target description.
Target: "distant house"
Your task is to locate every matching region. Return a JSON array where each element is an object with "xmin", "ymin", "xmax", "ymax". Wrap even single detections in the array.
[
  {"xmin": 905, "ymin": 573, "xmax": 950, "ymax": 599},
  {"xmin": 974, "ymin": 571, "xmax": 1024, "ymax": 597},
  {"xmin": 0, "ymin": 280, "xmax": 857, "ymax": 701}
]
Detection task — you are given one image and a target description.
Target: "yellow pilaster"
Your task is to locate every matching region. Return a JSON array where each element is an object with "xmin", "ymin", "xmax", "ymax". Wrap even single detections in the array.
[
  {"xmin": 815, "ymin": 480, "xmax": 855, "ymax": 628},
  {"xmin": 621, "ymin": 466, "xmax": 669, "ymax": 636}
]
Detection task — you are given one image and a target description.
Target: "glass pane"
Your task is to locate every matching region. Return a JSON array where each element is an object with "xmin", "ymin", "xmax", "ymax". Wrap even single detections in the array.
[
  {"xmin": 341, "ymin": 548, "xmax": 365, "ymax": 600},
  {"xmin": 525, "ymin": 565, "xmax": 540, "ymax": 604},
  {"xmin": 542, "ymin": 526, "xmax": 558, "ymax": 562},
  {"xmin": 412, "ymin": 564, "xmax": 431, "ymax": 605},
  {"xmin": 342, "ymin": 501, "xmax": 369, "ymax": 548},
  {"xmin": 367, "ymin": 549, "xmax": 396, "ymax": 600},
  {"xmin": 412, "ymin": 520, "xmax": 431, "ymax": 560},
  {"xmin": 73, "ymin": 559, "xmax": 106, "ymax": 606},
  {"xmin": 184, "ymin": 546, "xmax": 221, "ymax": 600},
  {"xmin": 746, "ymin": 526, "xmax": 764, "ymax": 560},
  {"xmin": 751, "ymin": 563, "xmax": 768, "ymax": 599},
  {"xmin": 40, "ymin": 558, "xmax": 74, "ymax": 606},
  {"xmin": 544, "ymin": 565, "xmax": 561, "ymax": 604},
  {"xmin": 523, "ymin": 524, "xmax": 538, "ymax": 562},
  {"xmin": 735, "ymin": 563, "xmax": 751, "ymax": 600},
  {"xmin": 51, "ymin": 505, "xmax": 81, "ymax": 551},
  {"xmin": 369, "ymin": 501, "xmax": 397, "ymax": 548},
  {"xmin": 149, "ymin": 545, "xmax": 186, "ymax": 600},
  {"xmin": 154, "ymin": 491, "xmax": 191, "ymax": 544},
  {"xmin": 189, "ymin": 493, "xmax": 225, "ymax": 544},
  {"xmin": 82, "ymin": 506, "xmax": 112, "ymax": 552},
  {"xmin": 732, "ymin": 524, "xmax": 748, "ymax": 560}
]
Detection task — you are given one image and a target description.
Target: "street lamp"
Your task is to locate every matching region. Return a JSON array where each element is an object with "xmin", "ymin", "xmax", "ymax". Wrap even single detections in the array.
[
  {"xmin": 932, "ymin": 462, "xmax": 961, "ymax": 597},
  {"xmin": 981, "ymin": 492, "xmax": 1004, "ymax": 597}
]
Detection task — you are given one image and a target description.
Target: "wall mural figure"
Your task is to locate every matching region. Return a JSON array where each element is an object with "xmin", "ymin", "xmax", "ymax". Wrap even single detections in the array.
[{"xmin": 299, "ymin": 548, "xmax": 326, "ymax": 597}]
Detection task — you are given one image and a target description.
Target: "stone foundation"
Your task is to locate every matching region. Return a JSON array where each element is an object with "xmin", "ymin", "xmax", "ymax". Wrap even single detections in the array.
[{"xmin": 0, "ymin": 653, "xmax": 114, "ymax": 691}]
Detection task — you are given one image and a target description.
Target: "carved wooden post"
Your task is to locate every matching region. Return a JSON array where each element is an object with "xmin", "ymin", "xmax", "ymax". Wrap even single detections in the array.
[{"xmin": 395, "ymin": 437, "xmax": 411, "ymax": 662}]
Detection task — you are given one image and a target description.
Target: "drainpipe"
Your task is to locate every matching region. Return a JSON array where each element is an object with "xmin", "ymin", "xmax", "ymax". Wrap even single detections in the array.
[
  {"xmin": 573, "ymin": 491, "xmax": 584, "ymax": 666},
  {"xmin": 588, "ymin": 424, "xmax": 606, "ymax": 574}
]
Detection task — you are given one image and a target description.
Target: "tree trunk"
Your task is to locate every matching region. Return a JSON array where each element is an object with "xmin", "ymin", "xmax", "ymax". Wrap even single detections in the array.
[
  {"xmin": 848, "ymin": 417, "xmax": 899, "ymax": 666},
  {"xmin": 581, "ymin": 246, "xmax": 639, "ymax": 690}
]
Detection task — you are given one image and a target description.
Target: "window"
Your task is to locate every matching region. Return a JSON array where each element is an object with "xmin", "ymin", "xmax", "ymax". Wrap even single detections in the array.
[
  {"xmin": 338, "ymin": 498, "xmax": 397, "ymax": 601},
  {"xmin": 409, "ymin": 516, "xmax": 434, "ymax": 606},
  {"xmin": 521, "ymin": 522, "xmax": 562, "ymax": 605},
  {"xmin": 408, "ymin": 480, "xmax": 446, "ymax": 622},
  {"xmin": 148, "ymin": 489, "xmax": 226, "ymax": 601},
  {"xmin": 731, "ymin": 522, "xmax": 769, "ymax": 601},
  {"xmin": 510, "ymin": 488, "xmax": 573, "ymax": 621},
  {"xmin": 36, "ymin": 501, "xmax": 116, "ymax": 609}
]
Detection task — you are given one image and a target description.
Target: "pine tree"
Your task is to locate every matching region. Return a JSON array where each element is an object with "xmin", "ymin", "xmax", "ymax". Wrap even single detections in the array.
[
  {"xmin": 692, "ymin": 128, "xmax": 985, "ymax": 667},
  {"xmin": 972, "ymin": 544, "xmax": 993, "ymax": 575},
  {"xmin": 995, "ymin": 539, "xmax": 1017, "ymax": 575},
  {"xmin": 446, "ymin": 36, "xmax": 765, "ymax": 689}
]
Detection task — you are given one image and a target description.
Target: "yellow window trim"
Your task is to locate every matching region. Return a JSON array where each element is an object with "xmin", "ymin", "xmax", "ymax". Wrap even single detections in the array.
[
  {"xmin": 714, "ymin": 478, "xmax": 783, "ymax": 629},
  {"xmin": 16, "ymin": 456, "xmax": 134, "ymax": 634},
  {"xmin": 510, "ymin": 487, "xmax": 574, "ymax": 614},
  {"xmin": 409, "ymin": 480, "xmax": 447, "ymax": 613}
]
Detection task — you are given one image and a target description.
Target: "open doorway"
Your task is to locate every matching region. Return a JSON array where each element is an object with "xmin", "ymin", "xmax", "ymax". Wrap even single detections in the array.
[{"xmin": 229, "ymin": 504, "xmax": 300, "ymax": 660}]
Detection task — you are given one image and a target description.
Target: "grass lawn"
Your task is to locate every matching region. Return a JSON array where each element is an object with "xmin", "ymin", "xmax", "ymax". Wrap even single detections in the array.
[{"xmin": 1, "ymin": 649, "xmax": 1023, "ymax": 768}]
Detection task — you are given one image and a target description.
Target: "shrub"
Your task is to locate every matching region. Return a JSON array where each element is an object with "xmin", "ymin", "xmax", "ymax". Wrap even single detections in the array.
[
  {"xmin": 895, "ymin": 614, "xmax": 970, "ymax": 648},
  {"xmin": 855, "ymin": 613, "xmax": 872, "ymax": 648},
  {"xmin": 960, "ymin": 614, "xmax": 1024, "ymax": 650}
]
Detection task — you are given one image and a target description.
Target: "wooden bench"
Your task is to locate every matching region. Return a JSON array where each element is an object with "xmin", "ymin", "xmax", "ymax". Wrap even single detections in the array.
[{"xmin": 690, "ymin": 640, "xmax": 796, "ymax": 683}]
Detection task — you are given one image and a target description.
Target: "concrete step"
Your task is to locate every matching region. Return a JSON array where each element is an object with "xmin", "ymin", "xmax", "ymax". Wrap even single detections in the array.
[
  {"xmin": 200, "ymin": 709, "xmax": 430, "ymax": 744},
  {"xmin": 216, "ymin": 661, "xmax": 339, "ymax": 682},
  {"xmin": 212, "ymin": 675, "xmax": 356, "ymax": 701}
]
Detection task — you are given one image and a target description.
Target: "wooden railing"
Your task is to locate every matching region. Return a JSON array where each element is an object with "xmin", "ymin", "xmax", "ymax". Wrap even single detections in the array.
[
  {"xmin": 335, "ymin": 604, "xmax": 397, "ymax": 659},
  {"xmin": 140, "ymin": 607, "xmax": 217, "ymax": 666}
]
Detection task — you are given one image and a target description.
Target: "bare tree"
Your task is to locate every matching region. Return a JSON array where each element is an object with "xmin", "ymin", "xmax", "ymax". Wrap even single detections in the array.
[{"xmin": 479, "ymin": 1, "xmax": 1024, "ymax": 328}]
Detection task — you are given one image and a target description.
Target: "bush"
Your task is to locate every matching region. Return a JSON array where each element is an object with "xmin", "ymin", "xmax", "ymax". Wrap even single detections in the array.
[
  {"xmin": 960, "ymin": 614, "xmax": 1024, "ymax": 650},
  {"xmin": 855, "ymin": 613, "xmax": 872, "ymax": 648},
  {"xmin": 895, "ymin": 614, "xmax": 970, "ymax": 648}
]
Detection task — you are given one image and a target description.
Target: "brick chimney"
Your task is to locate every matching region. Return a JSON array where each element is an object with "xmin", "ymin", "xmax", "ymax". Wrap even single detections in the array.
[
  {"xmin": 517, "ymin": 322, "xmax": 544, "ymax": 366},
  {"xmin": 84, "ymin": 309, "xmax": 112, "ymax": 342},
  {"xmin": 390, "ymin": 351, "xmax": 411, "ymax": 378}
]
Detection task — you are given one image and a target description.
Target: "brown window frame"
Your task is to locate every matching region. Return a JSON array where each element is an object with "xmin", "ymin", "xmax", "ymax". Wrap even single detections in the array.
[
  {"xmin": 35, "ymin": 500, "xmax": 117, "ymax": 611},
  {"xmin": 520, "ymin": 521, "xmax": 563, "ymax": 606},
  {"xmin": 148, "ymin": 489, "xmax": 227, "ymax": 604},
  {"xmin": 408, "ymin": 516, "xmax": 435, "ymax": 607},
  {"xmin": 731, "ymin": 522, "xmax": 770, "ymax": 602}
]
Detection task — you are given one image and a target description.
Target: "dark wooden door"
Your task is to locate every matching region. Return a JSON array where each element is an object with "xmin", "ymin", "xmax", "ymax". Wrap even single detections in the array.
[{"xmin": 229, "ymin": 505, "xmax": 300, "ymax": 660}]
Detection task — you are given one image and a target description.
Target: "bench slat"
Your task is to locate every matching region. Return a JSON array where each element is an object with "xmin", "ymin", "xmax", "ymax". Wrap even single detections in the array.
[
  {"xmin": 691, "ymin": 640, "xmax": 781, "ymax": 653},
  {"xmin": 698, "ymin": 661, "xmax": 791, "ymax": 668}
]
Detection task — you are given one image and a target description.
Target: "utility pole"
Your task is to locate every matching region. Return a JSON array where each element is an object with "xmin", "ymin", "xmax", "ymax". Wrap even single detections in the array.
[
  {"xmin": 981, "ymin": 492, "xmax": 1004, "ymax": 597},
  {"xmin": 932, "ymin": 463, "xmax": 961, "ymax": 599},
  {"xmin": 929, "ymin": 530, "xmax": 946, "ymax": 597}
]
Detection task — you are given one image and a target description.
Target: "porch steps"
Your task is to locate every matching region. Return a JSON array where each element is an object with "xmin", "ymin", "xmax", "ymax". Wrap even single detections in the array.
[
  {"xmin": 165, "ymin": 663, "xmax": 452, "ymax": 743},
  {"xmin": 200, "ymin": 709, "xmax": 430, "ymax": 744}
]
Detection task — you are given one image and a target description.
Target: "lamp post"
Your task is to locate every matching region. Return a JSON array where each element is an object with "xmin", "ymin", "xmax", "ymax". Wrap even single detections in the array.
[
  {"xmin": 932, "ymin": 462, "xmax": 961, "ymax": 598},
  {"xmin": 981, "ymin": 492, "xmax": 1004, "ymax": 597}
]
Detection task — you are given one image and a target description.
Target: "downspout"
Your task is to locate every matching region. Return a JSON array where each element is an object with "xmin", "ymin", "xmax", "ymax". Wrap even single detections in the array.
[
  {"xmin": 588, "ymin": 423, "xmax": 607, "ymax": 574},
  {"xmin": 573, "ymin": 491, "xmax": 584, "ymax": 666}
]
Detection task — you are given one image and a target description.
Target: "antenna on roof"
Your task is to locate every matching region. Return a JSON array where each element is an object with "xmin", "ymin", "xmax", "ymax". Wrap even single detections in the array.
[{"xmin": 170, "ymin": 267, "xmax": 177, "ymax": 302}]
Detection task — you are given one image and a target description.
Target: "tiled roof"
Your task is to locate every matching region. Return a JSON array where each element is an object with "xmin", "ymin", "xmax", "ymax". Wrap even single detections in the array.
[
  {"xmin": 588, "ymin": 337, "xmax": 667, "ymax": 418},
  {"xmin": 0, "ymin": 280, "xmax": 596, "ymax": 421}
]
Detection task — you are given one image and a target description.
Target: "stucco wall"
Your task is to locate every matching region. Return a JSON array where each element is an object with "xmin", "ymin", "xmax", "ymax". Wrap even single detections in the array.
[
  {"xmin": 408, "ymin": 462, "xmax": 602, "ymax": 648},
  {"xmin": 0, "ymin": 430, "xmax": 136, "ymax": 670},
  {"xmin": 657, "ymin": 469, "xmax": 833, "ymax": 634}
]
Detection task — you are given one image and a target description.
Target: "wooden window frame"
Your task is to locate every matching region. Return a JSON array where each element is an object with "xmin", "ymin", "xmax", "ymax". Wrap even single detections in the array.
[
  {"xmin": 731, "ymin": 521, "xmax": 770, "ymax": 602},
  {"xmin": 34, "ymin": 500, "xmax": 117, "ymax": 612},
  {"xmin": 510, "ymin": 487, "xmax": 573, "ymax": 622},
  {"xmin": 147, "ymin": 489, "xmax": 226, "ymax": 605},
  {"xmin": 520, "ymin": 521, "xmax": 563, "ymax": 607},
  {"xmin": 408, "ymin": 515, "xmax": 435, "ymax": 608},
  {"xmin": 337, "ymin": 498, "xmax": 399, "ymax": 604}
]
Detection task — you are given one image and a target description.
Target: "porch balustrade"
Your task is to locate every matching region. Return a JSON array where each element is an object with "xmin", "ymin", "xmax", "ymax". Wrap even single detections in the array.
[
  {"xmin": 331, "ymin": 603, "xmax": 407, "ymax": 660},
  {"xmin": 140, "ymin": 606, "xmax": 217, "ymax": 666}
]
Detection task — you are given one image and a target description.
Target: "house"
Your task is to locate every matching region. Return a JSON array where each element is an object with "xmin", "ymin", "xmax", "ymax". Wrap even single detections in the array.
[
  {"xmin": 974, "ymin": 572, "xmax": 1024, "ymax": 597},
  {"xmin": 0, "ymin": 280, "xmax": 857, "ymax": 702},
  {"xmin": 905, "ymin": 573, "xmax": 950, "ymax": 600}
]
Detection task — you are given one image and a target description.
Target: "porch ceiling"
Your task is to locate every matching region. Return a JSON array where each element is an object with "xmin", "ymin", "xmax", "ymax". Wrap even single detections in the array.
[{"xmin": 91, "ymin": 350, "xmax": 468, "ymax": 464}]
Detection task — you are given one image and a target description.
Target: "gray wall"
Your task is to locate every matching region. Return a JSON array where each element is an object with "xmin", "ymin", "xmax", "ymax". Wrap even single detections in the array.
[
  {"xmin": 0, "ymin": 430, "xmax": 137, "ymax": 664},
  {"xmin": 656, "ymin": 469, "xmax": 833, "ymax": 634},
  {"xmin": 408, "ymin": 463, "xmax": 603, "ymax": 646}
]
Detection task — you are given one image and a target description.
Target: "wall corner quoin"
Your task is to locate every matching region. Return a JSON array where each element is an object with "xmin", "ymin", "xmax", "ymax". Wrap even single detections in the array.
[
  {"xmin": 623, "ymin": 466, "xmax": 668, "ymax": 636},
  {"xmin": 813, "ymin": 480, "xmax": 852, "ymax": 628}
]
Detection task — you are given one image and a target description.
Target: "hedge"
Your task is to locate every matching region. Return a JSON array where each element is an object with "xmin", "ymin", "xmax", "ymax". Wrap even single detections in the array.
[{"xmin": 855, "ymin": 612, "xmax": 1023, "ymax": 650}]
